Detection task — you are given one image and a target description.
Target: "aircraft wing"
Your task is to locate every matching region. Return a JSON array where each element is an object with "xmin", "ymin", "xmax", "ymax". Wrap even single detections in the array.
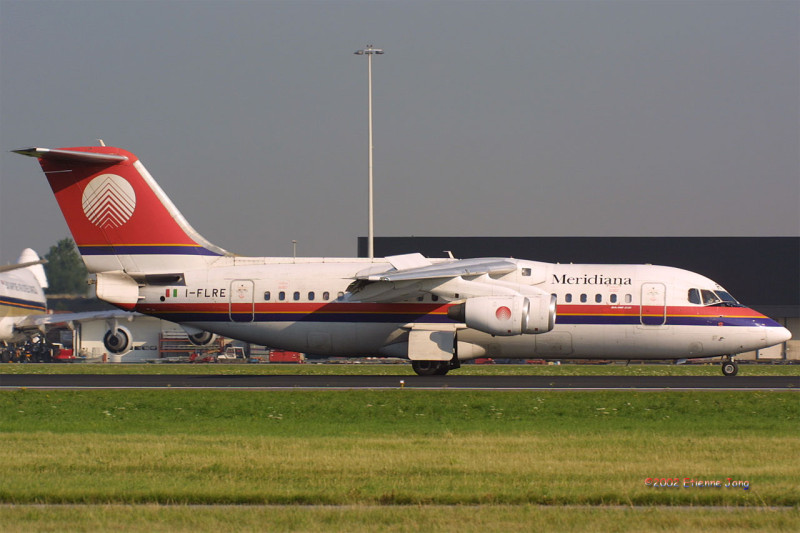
[
  {"xmin": 12, "ymin": 310, "xmax": 143, "ymax": 335},
  {"xmin": 359, "ymin": 256, "xmax": 518, "ymax": 282},
  {"xmin": 348, "ymin": 255, "xmax": 520, "ymax": 302},
  {"xmin": 0, "ymin": 259, "xmax": 47, "ymax": 274}
]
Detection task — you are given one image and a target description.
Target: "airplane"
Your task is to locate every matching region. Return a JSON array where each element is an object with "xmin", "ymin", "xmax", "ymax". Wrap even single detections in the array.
[
  {"xmin": 1, "ymin": 247, "xmax": 214, "ymax": 362},
  {"xmin": 0, "ymin": 249, "xmax": 49, "ymax": 345},
  {"xmin": 13, "ymin": 145, "xmax": 792, "ymax": 376}
]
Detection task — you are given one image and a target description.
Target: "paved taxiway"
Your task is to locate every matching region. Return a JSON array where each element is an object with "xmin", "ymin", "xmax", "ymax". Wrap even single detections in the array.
[{"xmin": 0, "ymin": 374, "xmax": 797, "ymax": 390}]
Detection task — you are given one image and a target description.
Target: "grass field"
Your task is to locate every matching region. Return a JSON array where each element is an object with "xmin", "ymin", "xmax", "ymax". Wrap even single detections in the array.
[
  {"xmin": 1, "ymin": 505, "xmax": 798, "ymax": 532},
  {"xmin": 1, "ymin": 383, "xmax": 799, "ymax": 531},
  {"xmin": 1, "ymin": 361, "xmax": 799, "ymax": 376}
]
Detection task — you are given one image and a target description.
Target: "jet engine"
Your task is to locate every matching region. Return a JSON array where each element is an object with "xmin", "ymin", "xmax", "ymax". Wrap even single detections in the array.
[
  {"xmin": 186, "ymin": 330, "xmax": 217, "ymax": 346},
  {"xmin": 0, "ymin": 320, "xmax": 20, "ymax": 343},
  {"xmin": 103, "ymin": 326, "xmax": 133, "ymax": 354},
  {"xmin": 448, "ymin": 294, "xmax": 556, "ymax": 336}
]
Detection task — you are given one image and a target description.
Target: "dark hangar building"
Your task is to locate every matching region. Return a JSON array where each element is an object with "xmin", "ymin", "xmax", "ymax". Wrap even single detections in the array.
[{"xmin": 359, "ymin": 237, "xmax": 799, "ymax": 360}]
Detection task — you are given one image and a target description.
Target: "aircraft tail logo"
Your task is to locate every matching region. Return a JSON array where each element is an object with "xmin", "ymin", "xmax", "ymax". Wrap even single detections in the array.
[{"xmin": 81, "ymin": 174, "xmax": 136, "ymax": 229}]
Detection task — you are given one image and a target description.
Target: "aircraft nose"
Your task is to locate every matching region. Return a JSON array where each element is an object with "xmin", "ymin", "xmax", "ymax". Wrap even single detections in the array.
[{"xmin": 767, "ymin": 326, "xmax": 792, "ymax": 346}]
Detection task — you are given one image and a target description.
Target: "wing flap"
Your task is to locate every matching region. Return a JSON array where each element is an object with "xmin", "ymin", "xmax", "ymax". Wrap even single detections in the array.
[
  {"xmin": 362, "ymin": 257, "xmax": 518, "ymax": 282},
  {"xmin": 348, "ymin": 257, "xmax": 521, "ymax": 302}
]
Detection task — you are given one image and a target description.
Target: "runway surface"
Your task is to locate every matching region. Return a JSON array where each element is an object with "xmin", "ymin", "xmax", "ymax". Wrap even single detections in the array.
[{"xmin": 1, "ymin": 374, "xmax": 797, "ymax": 390}]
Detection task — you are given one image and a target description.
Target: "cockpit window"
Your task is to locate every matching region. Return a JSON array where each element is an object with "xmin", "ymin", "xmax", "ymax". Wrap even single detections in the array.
[
  {"xmin": 688, "ymin": 288, "xmax": 701, "ymax": 304},
  {"xmin": 701, "ymin": 290, "xmax": 721, "ymax": 305},
  {"xmin": 714, "ymin": 290, "xmax": 741, "ymax": 306},
  {"xmin": 691, "ymin": 288, "xmax": 743, "ymax": 307}
]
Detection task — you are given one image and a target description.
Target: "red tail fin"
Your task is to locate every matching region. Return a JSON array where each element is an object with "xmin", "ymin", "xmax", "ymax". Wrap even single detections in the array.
[{"xmin": 15, "ymin": 146, "xmax": 227, "ymax": 273}]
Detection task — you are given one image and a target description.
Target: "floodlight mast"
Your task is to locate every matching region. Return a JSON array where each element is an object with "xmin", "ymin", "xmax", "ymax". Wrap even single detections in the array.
[{"xmin": 354, "ymin": 45, "xmax": 384, "ymax": 259}]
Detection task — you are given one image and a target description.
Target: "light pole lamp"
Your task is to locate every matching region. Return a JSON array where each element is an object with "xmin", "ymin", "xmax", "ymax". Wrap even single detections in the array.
[{"xmin": 354, "ymin": 45, "xmax": 383, "ymax": 259}]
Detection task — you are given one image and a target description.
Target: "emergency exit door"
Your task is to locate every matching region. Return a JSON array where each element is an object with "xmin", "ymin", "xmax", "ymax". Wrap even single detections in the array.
[
  {"xmin": 640, "ymin": 282, "xmax": 666, "ymax": 326},
  {"xmin": 229, "ymin": 280, "xmax": 254, "ymax": 322}
]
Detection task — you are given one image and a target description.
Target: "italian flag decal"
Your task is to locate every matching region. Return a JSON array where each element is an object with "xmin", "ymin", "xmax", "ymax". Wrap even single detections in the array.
[{"xmin": 165, "ymin": 289, "xmax": 178, "ymax": 298}]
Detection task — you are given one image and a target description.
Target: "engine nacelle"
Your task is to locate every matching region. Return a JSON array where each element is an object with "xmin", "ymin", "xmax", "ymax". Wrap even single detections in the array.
[
  {"xmin": 103, "ymin": 326, "xmax": 133, "ymax": 354},
  {"xmin": 449, "ymin": 294, "xmax": 556, "ymax": 336},
  {"xmin": 187, "ymin": 330, "xmax": 217, "ymax": 346},
  {"xmin": 0, "ymin": 319, "xmax": 21, "ymax": 343}
]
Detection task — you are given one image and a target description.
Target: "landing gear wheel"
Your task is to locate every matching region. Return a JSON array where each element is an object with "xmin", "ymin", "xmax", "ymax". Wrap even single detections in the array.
[
  {"xmin": 412, "ymin": 361, "xmax": 449, "ymax": 376},
  {"xmin": 721, "ymin": 359, "xmax": 738, "ymax": 377}
]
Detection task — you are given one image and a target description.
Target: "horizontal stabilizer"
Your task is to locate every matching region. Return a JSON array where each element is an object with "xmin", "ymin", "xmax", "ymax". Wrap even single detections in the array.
[
  {"xmin": 0, "ymin": 259, "xmax": 47, "ymax": 275},
  {"xmin": 12, "ymin": 147, "xmax": 128, "ymax": 164}
]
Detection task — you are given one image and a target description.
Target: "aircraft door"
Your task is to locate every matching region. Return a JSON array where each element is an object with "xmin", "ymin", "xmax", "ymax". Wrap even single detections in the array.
[
  {"xmin": 640, "ymin": 282, "xmax": 666, "ymax": 326},
  {"xmin": 229, "ymin": 280, "xmax": 255, "ymax": 322}
]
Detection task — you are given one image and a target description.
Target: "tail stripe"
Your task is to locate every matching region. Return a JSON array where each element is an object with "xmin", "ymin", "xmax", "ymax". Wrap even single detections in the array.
[{"xmin": 78, "ymin": 245, "xmax": 222, "ymax": 256}]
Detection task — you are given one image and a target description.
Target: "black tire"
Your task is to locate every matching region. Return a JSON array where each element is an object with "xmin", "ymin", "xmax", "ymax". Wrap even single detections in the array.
[
  {"xmin": 721, "ymin": 360, "xmax": 738, "ymax": 377},
  {"xmin": 412, "ymin": 360, "xmax": 449, "ymax": 376},
  {"xmin": 434, "ymin": 364, "xmax": 450, "ymax": 376}
]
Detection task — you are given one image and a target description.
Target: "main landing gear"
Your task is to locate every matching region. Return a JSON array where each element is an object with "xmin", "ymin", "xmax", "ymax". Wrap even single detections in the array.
[
  {"xmin": 721, "ymin": 356, "xmax": 738, "ymax": 377},
  {"xmin": 411, "ymin": 358, "xmax": 461, "ymax": 376}
]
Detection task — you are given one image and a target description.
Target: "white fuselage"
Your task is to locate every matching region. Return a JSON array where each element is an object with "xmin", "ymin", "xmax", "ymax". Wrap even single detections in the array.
[
  {"xmin": 0, "ymin": 268, "xmax": 47, "ymax": 343},
  {"xmin": 132, "ymin": 257, "xmax": 787, "ymax": 361}
]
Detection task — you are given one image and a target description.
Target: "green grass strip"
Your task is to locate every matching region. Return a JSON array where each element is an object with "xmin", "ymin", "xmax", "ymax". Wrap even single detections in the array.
[
  {"xmin": 2, "ymin": 362, "xmax": 799, "ymax": 376},
  {"xmin": 1, "ymin": 390, "xmax": 798, "ymax": 507},
  {"xmin": 1, "ymin": 505, "xmax": 799, "ymax": 533}
]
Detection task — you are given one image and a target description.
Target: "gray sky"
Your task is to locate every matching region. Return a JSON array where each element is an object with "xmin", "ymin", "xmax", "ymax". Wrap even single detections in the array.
[{"xmin": 1, "ymin": 0, "xmax": 798, "ymax": 264}]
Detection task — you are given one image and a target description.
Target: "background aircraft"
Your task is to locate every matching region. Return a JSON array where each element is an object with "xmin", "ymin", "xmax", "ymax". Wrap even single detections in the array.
[
  {"xmin": 1, "ymin": 249, "xmax": 49, "ymax": 345},
  {"xmin": 0, "ymin": 247, "xmax": 214, "ymax": 362}
]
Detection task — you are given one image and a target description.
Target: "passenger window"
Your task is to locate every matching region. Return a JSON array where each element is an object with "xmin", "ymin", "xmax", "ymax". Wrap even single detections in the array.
[
  {"xmin": 264, "ymin": 291, "xmax": 271, "ymax": 301},
  {"xmin": 595, "ymin": 294, "xmax": 602, "ymax": 303},
  {"xmin": 688, "ymin": 288, "xmax": 701, "ymax": 304},
  {"xmin": 323, "ymin": 291, "xmax": 330, "ymax": 301},
  {"xmin": 308, "ymin": 291, "xmax": 315, "ymax": 301},
  {"xmin": 432, "ymin": 295, "xmax": 439, "ymax": 302},
  {"xmin": 610, "ymin": 294, "xmax": 617, "ymax": 304},
  {"xmin": 580, "ymin": 294, "xmax": 587, "ymax": 303},
  {"xmin": 279, "ymin": 291, "xmax": 286, "ymax": 301},
  {"xmin": 521, "ymin": 268, "xmax": 531, "ymax": 276},
  {"xmin": 337, "ymin": 291, "xmax": 344, "ymax": 300},
  {"xmin": 625, "ymin": 294, "xmax": 632, "ymax": 304},
  {"xmin": 565, "ymin": 294, "xmax": 572, "ymax": 303},
  {"xmin": 293, "ymin": 291, "xmax": 300, "ymax": 301}
]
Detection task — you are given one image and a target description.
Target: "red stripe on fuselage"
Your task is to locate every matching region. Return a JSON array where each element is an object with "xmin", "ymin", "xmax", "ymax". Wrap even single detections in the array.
[
  {"xmin": 134, "ymin": 301, "xmax": 764, "ymax": 321},
  {"xmin": 137, "ymin": 301, "xmax": 452, "ymax": 315}
]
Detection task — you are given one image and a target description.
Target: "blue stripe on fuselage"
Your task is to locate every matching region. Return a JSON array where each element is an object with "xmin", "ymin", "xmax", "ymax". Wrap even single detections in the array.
[
  {"xmin": 0, "ymin": 295, "xmax": 46, "ymax": 312},
  {"xmin": 78, "ymin": 245, "xmax": 222, "ymax": 256}
]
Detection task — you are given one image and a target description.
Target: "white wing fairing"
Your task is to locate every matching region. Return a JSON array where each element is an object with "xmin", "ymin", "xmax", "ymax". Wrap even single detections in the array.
[{"xmin": 15, "ymin": 145, "xmax": 792, "ymax": 376}]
